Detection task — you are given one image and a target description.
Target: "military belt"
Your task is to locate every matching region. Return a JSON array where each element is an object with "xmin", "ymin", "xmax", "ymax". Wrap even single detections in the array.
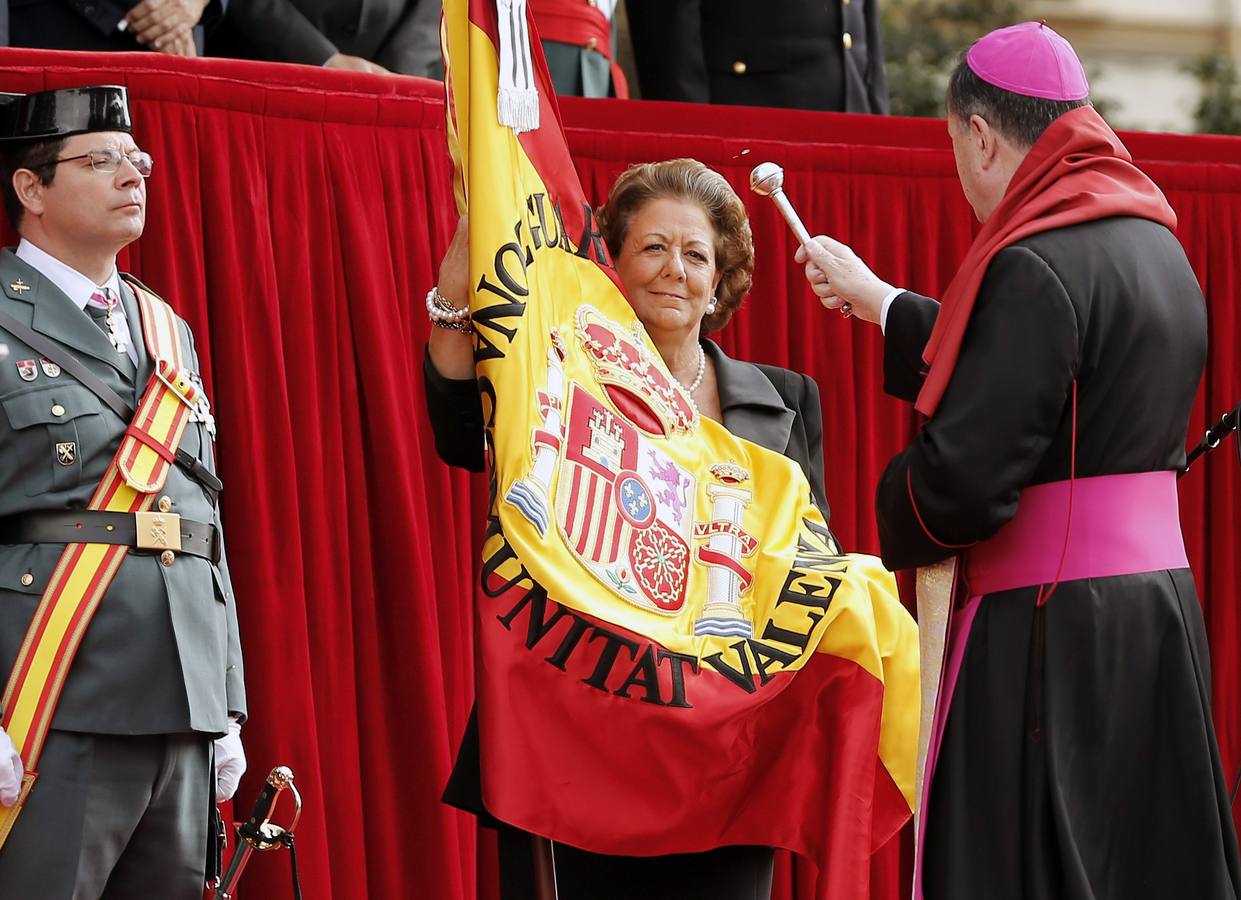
[{"xmin": 0, "ymin": 511, "xmax": 220, "ymax": 564}]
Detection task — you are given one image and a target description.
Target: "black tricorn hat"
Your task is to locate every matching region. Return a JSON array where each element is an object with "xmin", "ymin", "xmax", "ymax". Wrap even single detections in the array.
[{"xmin": 0, "ymin": 85, "xmax": 132, "ymax": 145}]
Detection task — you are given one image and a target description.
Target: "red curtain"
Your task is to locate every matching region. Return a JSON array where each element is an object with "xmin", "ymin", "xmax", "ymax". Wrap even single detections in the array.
[{"xmin": 0, "ymin": 50, "xmax": 1236, "ymax": 900}]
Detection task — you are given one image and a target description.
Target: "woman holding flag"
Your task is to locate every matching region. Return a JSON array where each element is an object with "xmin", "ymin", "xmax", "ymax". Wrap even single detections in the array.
[
  {"xmin": 422, "ymin": 1, "xmax": 919, "ymax": 896},
  {"xmin": 423, "ymin": 157, "xmax": 832, "ymax": 899}
]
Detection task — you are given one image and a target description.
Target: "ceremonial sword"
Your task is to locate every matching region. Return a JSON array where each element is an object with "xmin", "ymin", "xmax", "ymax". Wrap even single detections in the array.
[{"xmin": 213, "ymin": 765, "xmax": 303, "ymax": 900}]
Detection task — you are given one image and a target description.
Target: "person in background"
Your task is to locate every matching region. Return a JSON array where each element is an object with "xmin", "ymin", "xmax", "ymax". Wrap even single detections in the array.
[
  {"xmin": 5, "ymin": 0, "xmax": 225, "ymax": 57},
  {"xmin": 530, "ymin": 0, "xmax": 627, "ymax": 98},
  {"xmin": 625, "ymin": 0, "xmax": 887, "ymax": 113},
  {"xmin": 213, "ymin": 0, "xmax": 623, "ymax": 90},
  {"xmin": 799, "ymin": 22, "xmax": 1241, "ymax": 899},
  {"xmin": 209, "ymin": 0, "xmax": 440, "ymax": 75}
]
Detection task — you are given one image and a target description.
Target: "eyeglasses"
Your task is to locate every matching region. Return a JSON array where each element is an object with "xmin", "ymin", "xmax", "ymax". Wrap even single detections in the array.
[{"xmin": 53, "ymin": 148, "xmax": 154, "ymax": 178}]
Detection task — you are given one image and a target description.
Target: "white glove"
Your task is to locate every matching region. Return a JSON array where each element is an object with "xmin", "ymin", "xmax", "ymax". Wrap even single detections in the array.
[
  {"xmin": 0, "ymin": 726, "xmax": 23, "ymax": 808},
  {"xmin": 213, "ymin": 718, "xmax": 246, "ymax": 804}
]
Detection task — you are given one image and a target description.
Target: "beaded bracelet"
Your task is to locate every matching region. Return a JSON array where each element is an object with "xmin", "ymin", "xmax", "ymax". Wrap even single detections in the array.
[{"xmin": 426, "ymin": 287, "xmax": 473, "ymax": 332}]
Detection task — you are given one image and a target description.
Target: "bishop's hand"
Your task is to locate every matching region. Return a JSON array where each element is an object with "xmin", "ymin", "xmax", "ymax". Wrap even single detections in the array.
[{"xmin": 796, "ymin": 236, "xmax": 893, "ymax": 326}]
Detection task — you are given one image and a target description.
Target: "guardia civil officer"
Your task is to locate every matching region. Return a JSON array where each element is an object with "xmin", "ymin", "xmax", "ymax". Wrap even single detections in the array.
[{"xmin": 0, "ymin": 85, "xmax": 246, "ymax": 899}]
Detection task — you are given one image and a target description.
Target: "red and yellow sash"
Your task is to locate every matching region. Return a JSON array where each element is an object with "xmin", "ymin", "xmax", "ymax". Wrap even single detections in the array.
[{"xmin": 0, "ymin": 284, "xmax": 199, "ymax": 848}]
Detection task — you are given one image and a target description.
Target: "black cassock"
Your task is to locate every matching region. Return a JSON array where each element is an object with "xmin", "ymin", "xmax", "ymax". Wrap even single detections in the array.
[{"xmin": 879, "ymin": 216, "xmax": 1241, "ymax": 899}]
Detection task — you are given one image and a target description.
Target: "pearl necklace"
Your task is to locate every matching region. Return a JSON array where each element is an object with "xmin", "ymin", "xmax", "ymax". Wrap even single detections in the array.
[{"xmin": 676, "ymin": 344, "xmax": 706, "ymax": 394}]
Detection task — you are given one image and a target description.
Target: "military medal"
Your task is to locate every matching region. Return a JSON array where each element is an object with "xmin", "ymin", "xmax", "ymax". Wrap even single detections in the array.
[
  {"xmin": 188, "ymin": 372, "xmax": 217, "ymax": 438},
  {"xmin": 194, "ymin": 392, "xmax": 217, "ymax": 439},
  {"xmin": 103, "ymin": 305, "xmax": 127, "ymax": 354},
  {"xmin": 16, "ymin": 359, "xmax": 37, "ymax": 381},
  {"xmin": 40, "ymin": 358, "xmax": 60, "ymax": 378},
  {"xmin": 88, "ymin": 289, "xmax": 128, "ymax": 354}
]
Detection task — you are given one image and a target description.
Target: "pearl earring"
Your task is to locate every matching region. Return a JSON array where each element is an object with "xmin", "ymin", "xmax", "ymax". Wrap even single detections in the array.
[{"xmin": 706, "ymin": 296, "xmax": 718, "ymax": 314}]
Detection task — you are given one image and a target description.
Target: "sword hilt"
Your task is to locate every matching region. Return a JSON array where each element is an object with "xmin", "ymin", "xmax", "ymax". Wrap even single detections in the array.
[
  {"xmin": 213, "ymin": 766, "xmax": 302, "ymax": 899},
  {"xmin": 238, "ymin": 766, "xmax": 302, "ymax": 850}
]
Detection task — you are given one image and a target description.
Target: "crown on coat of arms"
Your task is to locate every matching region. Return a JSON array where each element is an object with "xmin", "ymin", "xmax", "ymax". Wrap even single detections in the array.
[
  {"xmin": 574, "ymin": 305, "xmax": 697, "ymax": 436},
  {"xmin": 709, "ymin": 461, "xmax": 750, "ymax": 484}
]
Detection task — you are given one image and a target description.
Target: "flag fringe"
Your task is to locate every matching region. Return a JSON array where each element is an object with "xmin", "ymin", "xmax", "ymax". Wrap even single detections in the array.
[{"xmin": 496, "ymin": 0, "xmax": 540, "ymax": 134}]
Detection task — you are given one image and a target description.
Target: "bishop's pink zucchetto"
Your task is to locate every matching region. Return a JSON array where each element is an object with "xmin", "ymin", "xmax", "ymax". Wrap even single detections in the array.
[{"xmin": 966, "ymin": 21, "xmax": 1090, "ymax": 101}]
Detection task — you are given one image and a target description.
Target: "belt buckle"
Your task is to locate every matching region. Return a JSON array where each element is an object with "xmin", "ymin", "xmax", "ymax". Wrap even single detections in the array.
[{"xmin": 135, "ymin": 511, "xmax": 183, "ymax": 552}]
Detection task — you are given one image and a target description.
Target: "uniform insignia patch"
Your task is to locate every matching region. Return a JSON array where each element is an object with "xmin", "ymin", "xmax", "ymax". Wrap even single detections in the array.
[
  {"xmin": 55, "ymin": 442, "xmax": 76, "ymax": 466},
  {"xmin": 16, "ymin": 360, "xmax": 37, "ymax": 382},
  {"xmin": 9, "ymin": 279, "xmax": 30, "ymax": 294},
  {"xmin": 39, "ymin": 358, "xmax": 60, "ymax": 378}
]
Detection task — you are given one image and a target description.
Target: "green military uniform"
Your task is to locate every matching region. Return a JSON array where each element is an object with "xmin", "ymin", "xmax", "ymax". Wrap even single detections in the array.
[{"xmin": 0, "ymin": 245, "xmax": 245, "ymax": 897}]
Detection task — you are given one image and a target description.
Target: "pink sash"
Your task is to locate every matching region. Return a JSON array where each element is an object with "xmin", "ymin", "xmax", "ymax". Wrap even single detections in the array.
[{"xmin": 915, "ymin": 471, "xmax": 1189, "ymax": 898}]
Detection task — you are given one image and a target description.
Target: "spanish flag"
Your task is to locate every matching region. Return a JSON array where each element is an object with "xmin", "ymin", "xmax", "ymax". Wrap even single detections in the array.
[{"xmin": 443, "ymin": 1, "xmax": 919, "ymax": 893}]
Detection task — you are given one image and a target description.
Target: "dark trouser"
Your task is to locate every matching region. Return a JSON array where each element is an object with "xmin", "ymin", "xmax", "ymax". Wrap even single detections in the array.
[
  {"xmin": 498, "ymin": 825, "xmax": 774, "ymax": 900},
  {"xmin": 0, "ymin": 730, "xmax": 212, "ymax": 900}
]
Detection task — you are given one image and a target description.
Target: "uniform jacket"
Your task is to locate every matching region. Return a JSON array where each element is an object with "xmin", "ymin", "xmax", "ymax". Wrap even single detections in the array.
[
  {"xmin": 625, "ymin": 0, "xmax": 889, "ymax": 113},
  {"xmin": 0, "ymin": 248, "xmax": 244, "ymax": 736}
]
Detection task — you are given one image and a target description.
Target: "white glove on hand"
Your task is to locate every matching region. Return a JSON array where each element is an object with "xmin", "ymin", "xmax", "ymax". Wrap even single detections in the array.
[
  {"xmin": 213, "ymin": 718, "xmax": 246, "ymax": 804},
  {"xmin": 0, "ymin": 726, "xmax": 24, "ymax": 808}
]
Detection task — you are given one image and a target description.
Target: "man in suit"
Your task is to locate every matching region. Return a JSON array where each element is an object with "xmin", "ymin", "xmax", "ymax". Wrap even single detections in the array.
[
  {"xmin": 6, "ymin": 0, "xmax": 224, "ymax": 58},
  {"xmin": 215, "ymin": 0, "xmax": 622, "ymax": 86},
  {"xmin": 0, "ymin": 85, "xmax": 246, "ymax": 900},
  {"xmin": 210, "ymin": 0, "xmax": 439, "ymax": 75},
  {"xmin": 625, "ymin": 0, "xmax": 889, "ymax": 113}
]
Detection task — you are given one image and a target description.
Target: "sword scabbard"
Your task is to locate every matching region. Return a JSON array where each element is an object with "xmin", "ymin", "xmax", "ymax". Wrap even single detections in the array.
[{"xmin": 214, "ymin": 843, "xmax": 255, "ymax": 899}]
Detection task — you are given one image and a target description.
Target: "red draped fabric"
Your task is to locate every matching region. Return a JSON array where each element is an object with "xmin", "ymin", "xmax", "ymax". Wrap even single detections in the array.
[{"xmin": 0, "ymin": 49, "xmax": 1236, "ymax": 900}]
